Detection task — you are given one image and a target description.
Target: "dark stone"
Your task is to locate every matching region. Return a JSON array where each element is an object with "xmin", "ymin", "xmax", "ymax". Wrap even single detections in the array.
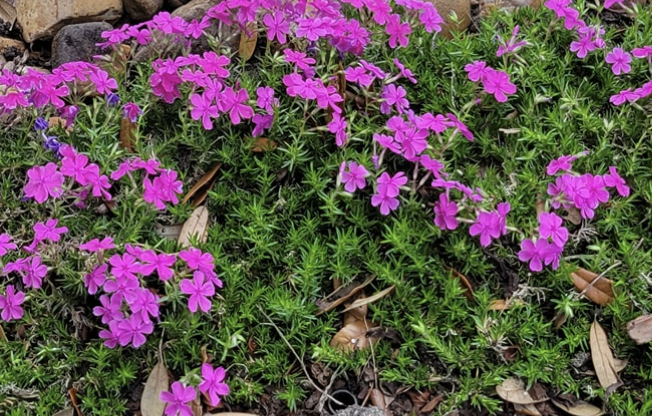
[{"xmin": 51, "ymin": 22, "xmax": 113, "ymax": 68}]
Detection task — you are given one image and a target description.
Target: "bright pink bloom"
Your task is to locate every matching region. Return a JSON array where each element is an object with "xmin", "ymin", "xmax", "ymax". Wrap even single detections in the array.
[
  {"xmin": 0, "ymin": 285, "xmax": 25, "ymax": 321},
  {"xmin": 328, "ymin": 113, "xmax": 348, "ymax": 147},
  {"xmin": 79, "ymin": 237, "xmax": 115, "ymax": 252},
  {"xmin": 123, "ymin": 102, "xmax": 142, "ymax": 122},
  {"xmin": 138, "ymin": 251, "xmax": 177, "ymax": 281},
  {"xmin": 190, "ymin": 92, "xmax": 219, "ymax": 130},
  {"xmin": 84, "ymin": 264, "xmax": 108, "ymax": 295},
  {"xmin": 198, "ymin": 364, "xmax": 230, "ymax": 406},
  {"xmin": 605, "ymin": 47, "xmax": 632, "ymax": 75},
  {"xmin": 0, "ymin": 234, "xmax": 17, "ymax": 256},
  {"xmin": 538, "ymin": 212, "xmax": 568, "ymax": 247},
  {"xmin": 89, "ymin": 70, "xmax": 118, "ymax": 95},
  {"xmin": 433, "ymin": 193, "xmax": 458, "ymax": 230},
  {"xmin": 518, "ymin": 238, "xmax": 549, "ymax": 272},
  {"xmin": 82, "ymin": 164, "xmax": 112, "ymax": 200},
  {"xmin": 180, "ymin": 271, "xmax": 215, "ymax": 313},
  {"xmin": 482, "ymin": 69, "xmax": 517, "ymax": 102},
  {"xmin": 496, "ymin": 25, "xmax": 527, "ymax": 57},
  {"xmin": 381, "ymin": 84, "xmax": 409, "ymax": 114},
  {"xmin": 24, "ymin": 163, "xmax": 65, "ymax": 203},
  {"xmin": 603, "ymin": 166, "xmax": 630, "ymax": 197},
  {"xmin": 570, "ymin": 34, "xmax": 596, "ymax": 59},
  {"xmin": 546, "ymin": 155, "xmax": 575, "ymax": 175},
  {"xmin": 33, "ymin": 219, "xmax": 68, "ymax": 243},
  {"xmin": 345, "ymin": 66, "xmax": 374, "ymax": 87},
  {"xmin": 93, "ymin": 294, "xmax": 124, "ymax": 324},
  {"xmin": 416, "ymin": 113, "xmax": 449, "ymax": 134},
  {"xmin": 23, "ymin": 256, "xmax": 47, "ymax": 289},
  {"xmin": 340, "ymin": 161, "xmax": 370, "ymax": 193},
  {"xmin": 222, "ymin": 87, "xmax": 253, "ymax": 125},
  {"xmin": 263, "ymin": 11, "xmax": 290, "ymax": 44},
  {"xmin": 385, "ymin": 14, "xmax": 411, "ymax": 48},
  {"xmin": 109, "ymin": 253, "xmax": 141, "ymax": 281},
  {"xmin": 118, "ymin": 314, "xmax": 153, "ymax": 348},
  {"xmin": 376, "ymin": 171, "xmax": 408, "ymax": 197},
  {"xmin": 161, "ymin": 382, "xmax": 197, "ymax": 416},
  {"xmin": 544, "ymin": 0, "xmax": 572, "ymax": 16},
  {"xmin": 256, "ymin": 86, "xmax": 278, "ymax": 113},
  {"xmin": 61, "ymin": 149, "xmax": 90, "ymax": 184},
  {"xmin": 446, "ymin": 113, "xmax": 474, "ymax": 142},
  {"xmin": 126, "ymin": 287, "xmax": 160, "ymax": 323},
  {"xmin": 469, "ymin": 211, "xmax": 501, "ymax": 247},
  {"xmin": 610, "ymin": 88, "xmax": 639, "ymax": 106},
  {"xmin": 283, "ymin": 49, "xmax": 316, "ymax": 71},
  {"xmin": 632, "ymin": 46, "xmax": 652, "ymax": 58}
]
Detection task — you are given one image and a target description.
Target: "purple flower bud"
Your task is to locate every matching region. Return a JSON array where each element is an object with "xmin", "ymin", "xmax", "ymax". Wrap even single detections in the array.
[
  {"xmin": 43, "ymin": 135, "xmax": 61, "ymax": 153},
  {"xmin": 34, "ymin": 117, "xmax": 49, "ymax": 131},
  {"xmin": 106, "ymin": 92, "xmax": 120, "ymax": 107}
]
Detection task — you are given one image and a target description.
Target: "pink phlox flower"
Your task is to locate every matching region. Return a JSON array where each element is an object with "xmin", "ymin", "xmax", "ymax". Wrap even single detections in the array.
[
  {"xmin": 109, "ymin": 253, "xmax": 141, "ymax": 281},
  {"xmin": 538, "ymin": 212, "xmax": 568, "ymax": 247},
  {"xmin": 446, "ymin": 113, "xmax": 474, "ymax": 142},
  {"xmin": 518, "ymin": 238, "xmax": 549, "ymax": 272},
  {"xmin": 420, "ymin": 155, "xmax": 445, "ymax": 177},
  {"xmin": 315, "ymin": 85, "xmax": 344, "ymax": 114},
  {"xmin": 561, "ymin": 7, "xmax": 581, "ymax": 30},
  {"xmin": 482, "ymin": 69, "xmax": 517, "ymax": 103},
  {"xmin": 419, "ymin": 2, "xmax": 443, "ymax": 33},
  {"xmin": 252, "ymin": 113, "xmax": 274, "ymax": 137},
  {"xmin": 180, "ymin": 271, "xmax": 215, "ymax": 313},
  {"xmin": 161, "ymin": 382, "xmax": 197, "ymax": 416},
  {"xmin": 0, "ymin": 234, "xmax": 17, "ymax": 257},
  {"xmin": 359, "ymin": 60, "xmax": 387, "ymax": 79},
  {"xmin": 207, "ymin": 2, "xmax": 233, "ymax": 24},
  {"xmin": 603, "ymin": 166, "xmax": 630, "ymax": 197},
  {"xmin": 190, "ymin": 92, "xmax": 220, "ymax": 130},
  {"xmin": 178, "ymin": 247, "xmax": 214, "ymax": 272},
  {"xmin": 263, "ymin": 11, "xmax": 291, "ymax": 44},
  {"xmin": 381, "ymin": 84, "xmax": 409, "ymax": 114},
  {"xmin": 80, "ymin": 237, "xmax": 115, "ymax": 252},
  {"xmin": 416, "ymin": 113, "xmax": 449, "ymax": 134},
  {"xmin": 123, "ymin": 102, "xmax": 143, "ymax": 122},
  {"xmin": 134, "ymin": 158, "xmax": 162, "ymax": 176},
  {"xmin": 340, "ymin": 161, "xmax": 370, "ymax": 193},
  {"xmin": 544, "ymin": 0, "xmax": 571, "ymax": 16},
  {"xmin": 93, "ymin": 294, "xmax": 125, "ymax": 324},
  {"xmin": 385, "ymin": 14, "xmax": 411, "ymax": 48},
  {"xmin": 376, "ymin": 171, "xmax": 407, "ymax": 197},
  {"xmin": 371, "ymin": 171, "xmax": 407, "ymax": 215},
  {"xmin": 157, "ymin": 170, "xmax": 184, "ymax": 206},
  {"xmin": 221, "ymin": 87, "xmax": 254, "ymax": 125},
  {"xmin": 61, "ymin": 149, "xmax": 90, "ymax": 184},
  {"xmin": 605, "ymin": 47, "xmax": 632, "ymax": 75},
  {"xmin": 126, "ymin": 26, "xmax": 152, "ymax": 45},
  {"xmin": 632, "ymin": 46, "xmax": 652, "ymax": 58},
  {"xmin": 399, "ymin": 128, "xmax": 428, "ymax": 159},
  {"xmin": 469, "ymin": 211, "xmax": 501, "ymax": 247},
  {"xmin": 546, "ymin": 154, "xmax": 576, "ymax": 175},
  {"xmin": 374, "ymin": 133, "xmax": 401, "ymax": 154},
  {"xmin": 570, "ymin": 33, "xmax": 596, "ymax": 59},
  {"xmin": 609, "ymin": 88, "xmax": 640, "ymax": 106},
  {"xmin": 21, "ymin": 255, "xmax": 47, "ymax": 289},
  {"xmin": 496, "ymin": 25, "xmax": 527, "ymax": 57},
  {"xmin": 433, "ymin": 193, "xmax": 458, "ymax": 230},
  {"xmin": 126, "ymin": 287, "xmax": 160, "ymax": 323},
  {"xmin": 184, "ymin": 16, "xmax": 211, "ymax": 39},
  {"xmin": 84, "ymin": 264, "xmax": 108, "ymax": 295},
  {"xmin": 98, "ymin": 25, "xmax": 130, "ymax": 48},
  {"xmin": 117, "ymin": 314, "xmax": 153, "ymax": 348},
  {"xmin": 199, "ymin": 52, "xmax": 231, "ymax": 78},
  {"xmin": 143, "ymin": 177, "xmax": 167, "ymax": 210},
  {"xmin": 393, "ymin": 58, "xmax": 417, "ymax": 83},
  {"xmin": 345, "ymin": 66, "xmax": 374, "ymax": 87},
  {"xmin": 256, "ymin": 86, "xmax": 279, "ymax": 113},
  {"xmin": 24, "ymin": 162, "xmax": 65, "ymax": 204},
  {"xmin": 33, "ymin": 218, "xmax": 68, "ymax": 243},
  {"xmin": 283, "ymin": 49, "xmax": 316, "ymax": 71},
  {"xmin": 295, "ymin": 17, "xmax": 332, "ymax": 41},
  {"xmin": 2, "ymin": 257, "xmax": 29, "ymax": 275},
  {"xmin": 0, "ymin": 285, "xmax": 25, "ymax": 321},
  {"xmin": 0, "ymin": 89, "xmax": 28, "ymax": 110},
  {"xmin": 496, "ymin": 202, "xmax": 510, "ymax": 235},
  {"xmin": 138, "ymin": 250, "xmax": 177, "ymax": 281},
  {"xmin": 371, "ymin": 190, "xmax": 400, "ymax": 215},
  {"xmin": 82, "ymin": 164, "xmax": 112, "ymax": 200},
  {"xmin": 99, "ymin": 320, "xmax": 121, "ymax": 348},
  {"xmin": 328, "ymin": 113, "xmax": 348, "ymax": 147},
  {"xmin": 89, "ymin": 69, "xmax": 118, "ymax": 95},
  {"xmin": 604, "ymin": 0, "xmax": 625, "ymax": 8},
  {"xmin": 199, "ymin": 364, "xmax": 230, "ymax": 407},
  {"xmin": 365, "ymin": 0, "xmax": 393, "ymax": 25}
]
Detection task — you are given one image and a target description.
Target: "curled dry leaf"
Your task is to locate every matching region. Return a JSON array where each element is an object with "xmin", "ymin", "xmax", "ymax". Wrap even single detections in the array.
[
  {"xmin": 589, "ymin": 320, "xmax": 623, "ymax": 394},
  {"xmin": 182, "ymin": 162, "xmax": 222, "ymax": 206},
  {"xmin": 447, "ymin": 267, "xmax": 474, "ymax": 301},
  {"xmin": 178, "ymin": 206, "xmax": 209, "ymax": 248},
  {"xmin": 564, "ymin": 207, "xmax": 583, "ymax": 225},
  {"xmin": 343, "ymin": 292, "xmax": 367, "ymax": 325},
  {"xmin": 119, "ymin": 117, "xmax": 136, "ymax": 152},
  {"xmin": 571, "ymin": 268, "xmax": 614, "ymax": 306},
  {"xmin": 238, "ymin": 21, "xmax": 258, "ymax": 62},
  {"xmin": 626, "ymin": 314, "xmax": 652, "ymax": 344},
  {"xmin": 51, "ymin": 409, "xmax": 75, "ymax": 416},
  {"xmin": 330, "ymin": 319, "xmax": 377, "ymax": 352},
  {"xmin": 316, "ymin": 275, "xmax": 376, "ymax": 315},
  {"xmin": 68, "ymin": 388, "xmax": 82, "ymax": 416},
  {"xmin": 141, "ymin": 360, "xmax": 169, "ymax": 416},
  {"xmin": 154, "ymin": 223, "xmax": 183, "ymax": 240},
  {"xmin": 341, "ymin": 285, "xmax": 395, "ymax": 313},
  {"xmin": 514, "ymin": 403, "xmax": 542, "ymax": 416},
  {"xmin": 495, "ymin": 378, "xmax": 548, "ymax": 405},
  {"xmin": 252, "ymin": 137, "xmax": 277, "ymax": 152},
  {"xmin": 551, "ymin": 398, "xmax": 605, "ymax": 416},
  {"xmin": 420, "ymin": 393, "xmax": 444, "ymax": 414}
]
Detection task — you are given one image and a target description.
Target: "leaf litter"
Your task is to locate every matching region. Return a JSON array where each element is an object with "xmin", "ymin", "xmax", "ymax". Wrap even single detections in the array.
[
  {"xmin": 571, "ymin": 268, "xmax": 615, "ymax": 306},
  {"xmin": 589, "ymin": 320, "xmax": 623, "ymax": 395}
]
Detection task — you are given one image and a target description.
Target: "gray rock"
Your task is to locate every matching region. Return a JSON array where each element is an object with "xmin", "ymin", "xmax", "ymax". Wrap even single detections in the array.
[
  {"xmin": 165, "ymin": 0, "xmax": 191, "ymax": 9},
  {"xmin": 51, "ymin": 22, "xmax": 113, "ymax": 68},
  {"xmin": 124, "ymin": 0, "xmax": 163, "ymax": 21},
  {"xmin": 334, "ymin": 405, "xmax": 386, "ymax": 416}
]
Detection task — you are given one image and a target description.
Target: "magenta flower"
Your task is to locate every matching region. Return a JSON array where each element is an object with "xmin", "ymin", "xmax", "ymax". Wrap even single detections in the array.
[
  {"xmin": 482, "ymin": 69, "xmax": 517, "ymax": 103},
  {"xmin": 190, "ymin": 92, "xmax": 219, "ymax": 130},
  {"xmin": 198, "ymin": 364, "xmax": 230, "ymax": 406},
  {"xmin": 79, "ymin": 236, "xmax": 115, "ymax": 252},
  {"xmin": 117, "ymin": 314, "xmax": 153, "ymax": 348},
  {"xmin": 345, "ymin": 66, "xmax": 374, "ymax": 87},
  {"xmin": 469, "ymin": 211, "xmax": 501, "ymax": 247},
  {"xmin": 33, "ymin": 218, "xmax": 68, "ymax": 243},
  {"xmin": 126, "ymin": 288, "xmax": 160, "ymax": 323},
  {"xmin": 23, "ymin": 255, "xmax": 48, "ymax": 289},
  {"xmin": 433, "ymin": 193, "xmax": 458, "ymax": 230},
  {"xmin": 518, "ymin": 238, "xmax": 549, "ymax": 272},
  {"xmin": 632, "ymin": 46, "xmax": 652, "ymax": 58},
  {"xmin": 416, "ymin": 113, "xmax": 449, "ymax": 134},
  {"xmin": 377, "ymin": 171, "xmax": 408, "ymax": 197},
  {"xmin": 252, "ymin": 113, "xmax": 274, "ymax": 137},
  {"xmin": 109, "ymin": 253, "xmax": 141, "ymax": 281},
  {"xmin": 546, "ymin": 155, "xmax": 576, "ymax": 175},
  {"xmin": 161, "ymin": 382, "xmax": 197, "ymax": 416},
  {"xmin": 0, "ymin": 234, "xmax": 17, "ymax": 257},
  {"xmin": 605, "ymin": 47, "xmax": 632, "ymax": 75},
  {"xmin": 496, "ymin": 25, "xmax": 527, "ymax": 57},
  {"xmin": 538, "ymin": 212, "xmax": 568, "ymax": 247},
  {"xmin": 222, "ymin": 87, "xmax": 254, "ymax": 125},
  {"xmin": 256, "ymin": 86, "xmax": 278, "ymax": 113},
  {"xmin": 570, "ymin": 34, "xmax": 596, "ymax": 59},
  {"xmin": 138, "ymin": 251, "xmax": 177, "ymax": 281},
  {"xmin": 24, "ymin": 163, "xmax": 65, "ymax": 203},
  {"xmin": 544, "ymin": 0, "xmax": 572, "ymax": 16},
  {"xmin": 84, "ymin": 264, "xmax": 108, "ymax": 295},
  {"xmin": 381, "ymin": 84, "xmax": 409, "ymax": 114},
  {"xmin": 263, "ymin": 11, "xmax": 290, "ymax": 44},
  {"xmin": 385, "ymin": 14, "xmax": 411, "ymax": 48},
  {"xmin": 89, "ymin": 69, "xmax": 118, "ymax": 95},
  {"xmin": 283, "ymin": 49, "xmax": 316, "ymax": 71},
  {"xmin": 99, "ymin": 320, "xmax": 121, "ymax": 348},
  {"xmin": 446, "ymin": 113, "xmax": 474, "ymax": 142},
  {"xmin": 609, "ymin": 89, "xmax": 639, "ymax": 106},
  {"xmin": 180, "ymin": 271, "xmax": 215, "ymax": 313},
  {"xmin": 603, "ymin": 166, "xmax": 630, "ymax": 197},
  {"xmin": 328, "ymin": 113, "xmax": 348, "ymax": 147},
  {"xmin": 93, "ymin": 294, "xmax": 124, "ymax": 324},
  {"xmin": 0, "ymin": 285, "xmax": 25, "ymax": 321},
  {"xmin": 340, "ymin": 162, "xmax": 370, "ymax": 193},
  {"xmin": 371, "ymin": 191, "xmax": 400, "ymax": 215},
  {"xmin": 464, "ymin": 60, "xmax": 490, "ymax": 83},
  {"xmin": 82, "ymin": 164, "xmax": 112, "ymax": 200},
  {"xmin": 60, "ymin": 149, "xmax": 89, "ymax": 184}
]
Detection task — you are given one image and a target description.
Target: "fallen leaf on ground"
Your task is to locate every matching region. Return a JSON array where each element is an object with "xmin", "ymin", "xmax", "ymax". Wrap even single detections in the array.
[
  {"xmin": 316, "ymin": 275, "xmax": 376, "ymax": 315},
  {"xmin": 564, "ymin": 207, "xmax": 583, "ymax": 225},
  {"xmin": 141, "ymin": 360, "xmax": 169, "ymax": 416},
  {"xmin": 551, "ymin": 397, "xmax": 605, "ymax": 416},
  {"xmin": 0, "ymin": 0, "xmax": 16, "ymax": 27},
  {"xmin": 119, "ymin": 117, "xmax": 136, "ymax": 152},
  {"xmin": 330, "ymin": 319, "xmax": 377, "ymax": 352},
  {"xmin": 420, "ymin": 393, "xmax": 444, "ymax": 413},
  {"xmin": 514, "ymin": 403, "xmax": 542, "ymax": 415},
  {"xmin": 51, "ymin": 409, "xmax": 74, "ymax": 416},
  {"xmin": 178, "ymin": 206, "xmax": 209, "ymax": 248},
  {"xmin": 0, "ymin": 324, "xmax": 6, "ymax": 342},
  {"xmin": 251, "ymin": 137, "xmax": 277, "ymax": 152},
  {"xmin": 627, "ymin": 314, "xmax": 652, "ymax": 344},
  {"xmin": 68, "ymin": 388, "xmax": 82, "ymax": 416},
  {"xmin": 446, "ymin": 267, "xmax": 474, "ymax": 301},
  {"xmin": 589, "ymin": 320, "xmax": 623, "ymax": 394},
  {"xmin": 369, "ymin": 388, "xmax": 387, "ymax": 411},
  {"xmin": 571, "ymin": 268, "xmax": 614, "ymax": 306},
  {"xmin": 154, "ymin": 224, "xmax": 183, "ymax": 240},
  {"xmin": 489, "ymin": 299, "xmax": 525, "ymax": 310},
  {"xmin": 190, "ymin": 395, "xmax": 203, "ymax": 415},
  {"xmin": 182, "ymin": 162, "xmax": 222, "ymax": 206},
  {"xmin": 341, "ymin": 285, "xmax": 395, "ymax": 313},
  {"xmin": 239, "ymin": 21, "xmax": 258, "ymax": 62},
  {"xmin": 495, "ymin": 378, "xmax": 548, "ymax": 405},
  {"xmin": 343, "ymin": 292, "xmax": 367, "ymax": 325}
]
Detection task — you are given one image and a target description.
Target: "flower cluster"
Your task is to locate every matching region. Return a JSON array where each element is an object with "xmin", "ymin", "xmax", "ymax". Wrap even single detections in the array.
[
  {"xmin": 160, "ymin": 364, "xmax": 229, "ymax": 416},
  {"xmin": 111, "ymin": 157, "xmax": 183, "ymax": 210},
  {"xmin": 464, "ymin": 61, "xmax": 517, "ymax": 103}
]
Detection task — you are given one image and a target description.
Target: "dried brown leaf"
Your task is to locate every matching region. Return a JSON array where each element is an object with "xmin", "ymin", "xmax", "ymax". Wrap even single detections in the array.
[
  {"xmin": 330, "ymin": 319, "xmax": 377, "ymax": 352},
  {"xmin": 178, "ymin": 206, "xmax": 209, "ymax": 248},
  {"xmin": 589, "ymin": 320, "xmax": 622, "ymax": 394},
  {"xmin": 551, "ymin": 398, "xmax": 605, "ymax": 416},
  {"xmin": 421, "ymin": 393, "xmax": 444, "ymax": 413},
  {"xmin": 51, "ymin": 409, "xmax": 75, "ymax": 416},
  {"xmin": 627, "ymin": 314, "xmax": 652, "ymax": 344},
  {"xmin": 182, "ymin": 163, "xmax": 222, "ymax": 205},
  {"xmin": 341, "ymin": 285, "xmax": 395, "ymax": 313},
  {"xmin": 447, "ymin": 267, "xmax": 474, "ymax": 301},
  {"xmin": 190, "ymin": 396, "xmax": 203, "ymax": 416},
  {"xmin": 343, "ymin": 292, "xmax": 367, "ymax": 325},
  {"xmin": 141, "ymin": 360, "xmax": 169, "ymax": 416},
  {"xmin": 252, "ymin": 137, "xmax": 277, "ymax": 152},
  {"xmin": 238, "ymin": 21, "xmax": 258, "ymax": 62},
  {"xmin": 495, "ymin": 378, "xmax": 548, "ymax": 405},
  {"xmin": 119, "ymin": 117, "xmax": 136, "ymax": 152},
  {"xmin": 535, "ymin": 195, "xmax": 546, "ymax": 218},
  {"xmin": 0, "ymin": 0, "xmax": 16, "ymax": 26},
  {"xmin": 571, "ymin": 268, "xmax": 614, "ymax": 306},
  {"xmin": 154, "ymin": 224, "xmax": 183, "ymax": 240},
  {"xmin": 564, "ymin": 206, "xmax": 582, "ymax": 225},
  {"xmin": 0, "ymin": 323, "xmax": 6, "ymax": 342},
  {"xmin": 369, "ymin": 388, "xmax": 387, "ymax": 410},
  {"xmin": 514, "ymin": 403, "xmax": 542, "ymax": 415},
  {"xmin": 316, "ymin": 275, "xmax": 376, "ymax": 315},
  {"xmin": 68, "ymin": 388, "xmax": 82, "ymax": 416}
]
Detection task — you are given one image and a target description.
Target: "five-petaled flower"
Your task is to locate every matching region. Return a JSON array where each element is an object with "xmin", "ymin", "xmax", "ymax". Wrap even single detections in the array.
[
  {"xmin": 180, "ymin": 271, "xmax": 215, "ymax": 313},
  {"xmin": 161, "ymin": 382, "xmax": 197, "ymax": 416},
  {"xmin": 605, "ymin": 47, "xmax": 632, "ymax": 75},
  {"xmin": 198, "ymin": 364, "xmax": 230, "ymax": 406}
]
